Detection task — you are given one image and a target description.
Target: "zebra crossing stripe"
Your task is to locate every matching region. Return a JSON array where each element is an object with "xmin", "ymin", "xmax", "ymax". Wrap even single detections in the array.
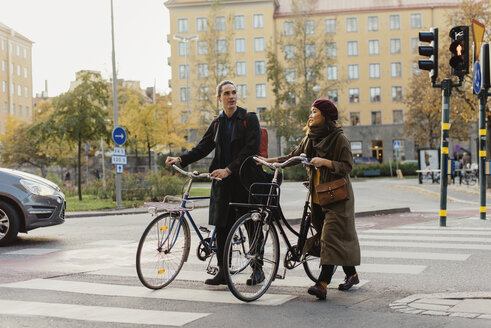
[
  {"xmin": 358, "ymin": 234, "xmax": 491, "ymax": 243},
  {"xmin": 0, "ymin": 279, "xmax": 295, "ymax": 306},
  {"xmin": 360, "ymin": 240, "xmax": 491, "ymax": 250},
  {"xmin": 364, "ymin": 229, "xmax": 491, "ymax": 236},
  {"xmin": 4, "ymin": 248, "xmax": 60, "ymax": 255},
  {"xmin": 0, "ymin": 299, "xmax": 209, "ymax": 326},
  {"xmin": 361, "ymin": 250, "xmax": 469, "ymax": 261}
]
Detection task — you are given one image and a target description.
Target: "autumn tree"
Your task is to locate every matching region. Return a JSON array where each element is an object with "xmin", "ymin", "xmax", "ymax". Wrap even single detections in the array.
[
  {"xmin": 48, "ymin": 71, "xmax": 110, "ymax": 200},
  {"xmin": 265, "ymin": 0, "xmax": 341, "ymax": 152}
]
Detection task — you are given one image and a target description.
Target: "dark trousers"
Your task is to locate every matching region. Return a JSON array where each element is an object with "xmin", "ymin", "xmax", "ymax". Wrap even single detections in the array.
[{"xmin": 319, "ymin": 265, "xmax": 357, "ymax": 284}]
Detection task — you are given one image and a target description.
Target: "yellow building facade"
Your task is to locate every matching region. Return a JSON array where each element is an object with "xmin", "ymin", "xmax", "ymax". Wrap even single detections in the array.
[
  {"xmin": 165, "ymin": 0, "xmax": 461, "ymax": 160},
  {"xmin": 0, "ymin": 23, "xmax": 33, "ymax": 134}
]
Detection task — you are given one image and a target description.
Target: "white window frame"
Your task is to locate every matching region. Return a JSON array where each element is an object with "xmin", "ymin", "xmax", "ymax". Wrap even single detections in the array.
[
  {"xmin": 390, "ymin": 38, "xmax": 402, "ymax": 54},
  {"xmin": 234, "ymin": 15, "xmax": 245, "ymax": 30},
  {"xmin": 180, "ymin": 87, "xmax": 190, "ymax": 102},
  {"xmin": 197, "ymin": 41, "xmax": 208, "ymax": 55},
  {"xmin": 347, "ymin": 41, "xmax": 358, "ymax": 56},
  {"xmin": 177, "ymin": 18, "xmax": 188, "ymax": 33},
  {"xmin": 367, "ymin": 16, "xmax": 379, "ymax": 31},
  {"xmin": 285, "ymin": 68, "xmax": 296, "ymax": 83},
  {"xmin": 348, "ymin": 64, "xmax": 359, "ymax": 80},
  {"xmin": 327, "ymin": 89, "xmax": 338, "ymax": 103},
  {"xmin": 325, "ymin": 18, "xmax": 336, "ymax": 33},
  {"xmin": 410, "ymin": 13, "xmax": 422, "ymax": 29},
  {"xmin": 369, "ymin": 63, "xmax": 381, "ymax": 79},
  {"xmin": 346, "ymin": 17, "xmax": 357, "ymax": 32},
  {"xmin": 198, "ymin": 64, "xmax": 209, "ymax": 78},
  {"xmin": 255, "ymin": 83, "xmax": 266, "ymax": 98},
  {"xmin": 283, "ymin": 21, "xmax": 294, "ymax": 36},
  {"xmin": 237, "ymin": 84, "xmax": 247, "ymax": 99},
  {"xmin": 179, "ymin": 64, "xmax": 189, "ymax": 79},
  {"xmin": 255, "ymin": 60, "xmax": 266, "ymax": 75},
  {"xmin": 305, "ymin": 43, "xmax": 316, "ymax": 58},
  {"xmin": 284, "ymin": 45, "xmax": 295, "ymax": 59},
  {"xmin": 216, "ymin": 16, "xmax": 226, "ymax": 31},
  {"xmin": 389, "ymin": 14, "xmax": 400, "ymax": 30},
  {"xmin": 349, "ymin": 88, "xmax": 360, "ymax": 103},
  {"xmin": 391, "ymin": 62, "xmax": 402, "ymax": 78},
  {"xmin": 326, "ymin": 42, "xmax": 337, "ymax": 57},
  {"xmin": 178, "ymin": 42, "xmax": 189, "ymax": 56},
  {"xmin": 253, "ymin": 14, "xmax": 264, "ymax": 29},
  {"xmin": 326, "ymin": 65, "xmax": 338, "ymax": 80},
  {"xmin": 391, "ymin": 86, "xmax": 403, "ymax": 102},
  {"xmin": 370, "ymin": 87, "xmax": 381, "ymax": 102},
  {"xmin": 235, "ymin": 38, "xmax": 246, "ymax": 53},
  {"xmin": 254, "ymin": 37, "xmax": 265, "ymax": 52},
  {"xmin": 196, "ymin": 17, "xmax": 207, "ymax": 32},
  {"xmin": 305, "ymin": 20, "xmax": 315, "ymax": 34},
  {"xmin": 368, "ymin": 40, "xmax": 380, "ymax": 55},
  {"xmin": 236, "ymin": 61, "xmax": 246, "ymax": 76},
  {"xmin": 216, "ymin": 39, "xmax": 227, "ymax": 54},
  {"xmin": 393, "ymin": 110, "xmax": 404, "ymax": 124},
  {"xmin": 217, "ymin": 62, "xmax": 228, "ymax": 77}
]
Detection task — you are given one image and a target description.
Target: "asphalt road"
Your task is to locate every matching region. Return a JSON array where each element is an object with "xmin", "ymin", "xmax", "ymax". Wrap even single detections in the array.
[{"xmin": 1, "ymin": 177, "xmax": 491, "ymax": 327}]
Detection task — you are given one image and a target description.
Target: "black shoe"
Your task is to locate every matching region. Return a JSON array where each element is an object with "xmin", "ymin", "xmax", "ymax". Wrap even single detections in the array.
[
  {"xmin": 338, "ymin": 274, "xmax": 359, "ymax": 291},
  {"xmin": 205, "ymin": 269, "xmax": 226, "ymax": 285},
  {"xmin": 246, "ymin": 268, "xmax": 265, "ymax": 286},
  {"xmin": 308, "ymin": 283, "xmax": 327, "ymax": 300}
]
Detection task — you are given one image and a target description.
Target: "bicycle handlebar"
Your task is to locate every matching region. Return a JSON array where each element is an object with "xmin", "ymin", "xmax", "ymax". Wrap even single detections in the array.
[
  {"xmin": 253, "ymin": 153, "xmax": 314, "ymax": 169},
  {"xmin": 172, "ymin": 164, "xmax": 222, "ymax": 181}
]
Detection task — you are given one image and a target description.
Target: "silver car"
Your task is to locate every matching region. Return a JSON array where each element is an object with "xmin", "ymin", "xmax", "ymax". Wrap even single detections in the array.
[{"xmin": 0, "ymin": 168, "xmax": 65, "ymax": 246}]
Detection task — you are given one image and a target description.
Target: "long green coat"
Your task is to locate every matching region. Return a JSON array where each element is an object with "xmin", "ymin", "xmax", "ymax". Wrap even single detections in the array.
[{"xmin": 280, "ymin": 133, "xmax": 361, "ymax": 266}]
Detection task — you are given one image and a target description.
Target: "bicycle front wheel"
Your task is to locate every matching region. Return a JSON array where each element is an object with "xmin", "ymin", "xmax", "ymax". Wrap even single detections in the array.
[
  {"xmin": 136, "ymin": 212, "xmax": 190, "ymax": 289},
  {"xmin": 224, "ymin": 212, "xmax": 280, "ymax": 302}
]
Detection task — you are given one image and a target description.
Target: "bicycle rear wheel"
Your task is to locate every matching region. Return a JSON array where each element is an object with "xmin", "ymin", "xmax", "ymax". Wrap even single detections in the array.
[
  {"xmin": 136, "ymin": 213, "xmax": 190, "ymax": 289},
  {"xmin": 224, "ymin": 212, "xmax": 279, "ymax": 302},
  {"xmin": 302, "ymin": 222, "xmax": 321, "ymax": 283}
]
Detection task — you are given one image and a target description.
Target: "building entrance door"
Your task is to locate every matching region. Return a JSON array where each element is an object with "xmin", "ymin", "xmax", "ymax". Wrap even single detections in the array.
[{"xmin": 371, "ymin": 140, "xmax": 383, "ymax": 162}]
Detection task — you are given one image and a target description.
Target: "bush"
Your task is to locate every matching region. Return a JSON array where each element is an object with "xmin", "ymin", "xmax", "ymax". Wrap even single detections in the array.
[{"xmin": 351, "ymin": 161, "xmax": 418, "ymax": 177}]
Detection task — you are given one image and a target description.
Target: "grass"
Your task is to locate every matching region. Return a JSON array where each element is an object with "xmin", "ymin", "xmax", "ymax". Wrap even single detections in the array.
[{"xmin": 65, "ymin": 195, "xmax": 143, "ymax": 212}]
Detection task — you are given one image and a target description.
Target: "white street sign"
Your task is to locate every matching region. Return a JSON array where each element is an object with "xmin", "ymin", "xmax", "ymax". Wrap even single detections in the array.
[
  {"xmin": 113, "ymin": 147, "xmax": 126, "ymax": 156},
  {"xmin": 116, "ymin": 165, "xmax": 123, "ymax": 173},
  {"xmin": 111, "ymin": 155, "xmax": 127, "ymax": 165}
]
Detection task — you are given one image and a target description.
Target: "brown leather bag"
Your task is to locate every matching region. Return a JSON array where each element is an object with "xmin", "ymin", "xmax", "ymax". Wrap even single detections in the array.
[{"xmin": 315, "ymin": 178, "xmax": 349, "ymax": 206}]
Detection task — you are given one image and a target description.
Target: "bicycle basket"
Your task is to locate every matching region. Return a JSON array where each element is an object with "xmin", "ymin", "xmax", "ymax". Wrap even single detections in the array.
[
  {"xmin": 144, "ymin": 195, "xmax": 194, "ymax": 214},
  {"xmin": 248, "ymin": 182, "xmax": 280, "ymax": 206}
]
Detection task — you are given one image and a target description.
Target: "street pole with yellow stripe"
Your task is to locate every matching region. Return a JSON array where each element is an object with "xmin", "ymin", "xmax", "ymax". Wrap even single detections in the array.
[{"xmin": 439, "ymin": 79, "xmax": 453, "ymax": 227}]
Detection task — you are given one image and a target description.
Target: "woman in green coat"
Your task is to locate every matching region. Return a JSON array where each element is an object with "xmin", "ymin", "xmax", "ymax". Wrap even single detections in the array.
[{"xmin": 260, "ymin": 99, "xmax": 361, "ymax": 300}]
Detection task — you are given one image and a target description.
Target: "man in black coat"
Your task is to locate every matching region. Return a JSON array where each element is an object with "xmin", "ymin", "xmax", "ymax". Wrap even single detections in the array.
[{"xmin": 166, "ymin": 80, "xmax": 264, "ymax": 285}]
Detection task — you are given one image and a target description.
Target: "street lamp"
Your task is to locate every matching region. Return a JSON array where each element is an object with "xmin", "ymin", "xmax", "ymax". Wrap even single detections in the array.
[{"xmin": 173, "ymin": 34, "xmax": 198, "ymax": 143}]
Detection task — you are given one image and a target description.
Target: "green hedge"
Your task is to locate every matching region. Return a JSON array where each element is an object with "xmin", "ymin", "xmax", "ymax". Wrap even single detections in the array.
[{"xmin": 351, "ymin": 162, "xmax": 418, "ymax": 178}]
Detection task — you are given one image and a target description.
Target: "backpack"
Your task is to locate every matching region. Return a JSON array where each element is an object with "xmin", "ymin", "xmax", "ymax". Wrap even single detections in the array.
[{"xmin": 213, "ymin": 112, "xmax": 269, "ymax": 158}]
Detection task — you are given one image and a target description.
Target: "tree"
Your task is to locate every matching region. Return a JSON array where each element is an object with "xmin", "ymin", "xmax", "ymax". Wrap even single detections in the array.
[
  {"xmin": 50, "ymin": 71, "xmax": 110, "ymax": 200},
  {"xmin": 265, "ymin": 0, "xmax": 341, "ymax": 152}
]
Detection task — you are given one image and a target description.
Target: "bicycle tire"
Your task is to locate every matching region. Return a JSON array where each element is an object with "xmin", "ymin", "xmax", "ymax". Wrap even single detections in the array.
[
  {"xmin": 224, "ymin": 212, "xmax": 280, "ymax": 302},
  {"xmin": 136, "ymin": 212, "xmax": 190, "ymax": 289},
  {"xmin": 302, "ymin": 223, "xmax": 321, "ymax": 283}
]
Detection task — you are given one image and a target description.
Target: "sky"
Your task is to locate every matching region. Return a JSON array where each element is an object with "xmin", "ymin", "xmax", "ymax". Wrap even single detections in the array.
[{"xmin": 0, "ymin": 0, "xmax": 171, "ymax": 97}]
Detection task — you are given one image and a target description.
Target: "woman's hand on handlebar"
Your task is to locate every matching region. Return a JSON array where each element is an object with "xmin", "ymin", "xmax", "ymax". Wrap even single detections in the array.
[
  {"xmin": 310, "ymin": 157, "xmax": 332, "ymax": 169},
  {"xmin": 165, "ymin": 156, "xmax": 181, "ymax": 166}
]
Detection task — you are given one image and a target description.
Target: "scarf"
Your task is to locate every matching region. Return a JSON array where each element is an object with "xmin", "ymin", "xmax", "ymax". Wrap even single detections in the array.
[{"xmin": 305, "ymin": 125, "xmax": 343, "ymax": 159}]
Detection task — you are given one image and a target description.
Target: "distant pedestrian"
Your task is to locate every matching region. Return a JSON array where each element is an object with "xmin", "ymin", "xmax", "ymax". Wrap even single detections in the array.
[
  {"xmin": 463, "ymin": 152, "xmax": 471, "ymax": 169},
  {"xmin": 455, "ymin": 159, "xmax": 462, "ymax": 185},
  {"xmin": 65, "ymin": 171, "xmax": 71, "ymax": 181},
  {"xmin": 95, "ymin": 169, "xmax": 100, "ymax": 180}
]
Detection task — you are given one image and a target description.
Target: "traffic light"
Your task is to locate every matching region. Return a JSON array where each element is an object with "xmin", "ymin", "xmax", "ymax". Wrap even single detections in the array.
[
  {"xmin": 418, "ymin": 28, "xmax": 438, "ymax": 83},
  {"xmin": 449, "ymin": 26, "xmax": 469, "ymax": 78}
]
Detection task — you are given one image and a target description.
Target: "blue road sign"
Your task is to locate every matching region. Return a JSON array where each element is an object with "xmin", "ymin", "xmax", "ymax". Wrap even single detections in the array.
[
  {"xmin": 116, "ymin": 165, "xmax": 123, "ymax": 174},
  {"xmin": 455, "ymin": 144, "xmax": 461, "ymax": 152},
  {"xmin": 393, "ymin": 141, "xmax": 400, "ymax": 149},
  {"xmin": 474, "ymin": 61, "xmax": 482, "ymax": 94},
  {"xmin": 112, "ymin": 127, "xmax": 127, "ymax": 145}
]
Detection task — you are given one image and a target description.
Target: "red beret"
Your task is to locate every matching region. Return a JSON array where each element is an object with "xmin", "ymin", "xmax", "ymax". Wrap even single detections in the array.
[{"xmin": 312, "ymin": 99, "xmax": 338, "ymax": 121}]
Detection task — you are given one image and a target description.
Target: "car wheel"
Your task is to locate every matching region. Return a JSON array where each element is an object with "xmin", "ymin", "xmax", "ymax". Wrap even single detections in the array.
[{"xmin": 0, "ymin": 200, "xmax": 20, "ymax": 246}]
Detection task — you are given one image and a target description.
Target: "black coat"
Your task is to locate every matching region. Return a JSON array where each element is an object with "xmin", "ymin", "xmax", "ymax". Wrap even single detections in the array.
[{"xmin": 179, "ymin": 107, "xmax": 262, "ymax": 227}]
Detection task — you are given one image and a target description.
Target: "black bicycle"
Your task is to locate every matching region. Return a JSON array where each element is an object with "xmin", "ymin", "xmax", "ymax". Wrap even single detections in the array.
[{"xmin": 223, "ymin": 154, "xmax": 321, "ymax": 302}]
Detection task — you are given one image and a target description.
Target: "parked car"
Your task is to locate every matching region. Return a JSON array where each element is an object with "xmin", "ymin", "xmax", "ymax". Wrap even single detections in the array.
[
  {"xmin": 0, "ymin": 168, "xmax": 65, "ymax": 246},
  {"xmin": 353, "ymin": 156, "xmax": 379, "ymax": 164}
]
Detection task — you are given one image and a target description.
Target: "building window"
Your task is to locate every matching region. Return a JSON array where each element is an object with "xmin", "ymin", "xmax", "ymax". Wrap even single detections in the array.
[
  {"xmin": 283, "ymin": 21, "xmax": 294, "ymax": 36},
  {"xmin": 367, "ymin": 16, "xmax": 379, "ymax": 31},
  {"xmin": 17, "ymin": 85, "xmax": 21, "ymax": 96},
  {"xmin": 350, "ymin": 112, "xmax": 360, "ymax": 126},
  {"xmin": 10, "ymin": 83, "xmax": 13, "ymax": 94},
  {"xmin": 24, "ymin": 87, "xmax": 28, "ymax": 98},
  {"xmin": 326, "ymin": 66, "xmax": 338, "ymax": 80},
  {"xmin": 180, "ymin": 87, "xmax": 190, "ymax": 102},
  {"xmin": 370, "ymin": 87, "xmax": 381, "ymax": 102},
  {"xmin": 3, "ymin": 102, "xmax": 7, "ymax": 114},
  {"xmin": 390, "ymin": 38, "xmax": 401, "ymax": 54},
  {"xmin": 391, "ymin": 62, "xmax": 402, "ymax": 77},
  {"xmin": 235, "ymin": 38, "xmax": 246, "ymax": 53},
  {"xmin": 18, "ymin": 105, "xmax": 22, "ymax": 116},
  {"xmin": 237, "ymin": 84, "xmax": 247, "ymax": 99},
  {"xmin": 327, "ymin": 89, "xmax": 338, "ymax": 103},
  {"xmin": 2, "ymin": 81, "xmax": 5, "ymax": 92},
  {"xmin": 326, "ymin": 42, "xmax": 337, "ymax": 57},
  {"xmin": 24, "ymin": 67, "xmax": 28, "ymax": 78},
  {"xmin": 2, "ymin": 60, "xmax": 5, "ymax": 71},
  {"xmin": 1, "ymin": 39, "xmax": 5, "ymax": 51},
  {"xmin": 234, "ymin": 15, "xmax": 245, "ymax": 30},
  {"xmin": 11, "ymin": 103, "xmax": 15, "ymax": 115},
  {"xmin": 197, "ymin": 41, "xmax": 208, "ymax": 55},
  {"xmin": 198, "ymin": 86, "xmax": 209, "ymax": 101},
  {"xmin": 256, "ymin": 84, "xmax": 266, "ymax": 98},
  {"xmin": 178, "ymin": 42, "xmax": 189, "ymax": 56},
  {"xmin": 393, "ymin": 110, "xmax": 404, "ymax": 124},
  {"xmin": 254, "ymin": 37, "xmax": 265, "ymax": 52},
  {"xmin": 305, "ymin": 44, "xmax": 316, "ymax": 58},
  {"xmin": 216, "ymin": 16, "xmax": 226, "ymax": 30},
  {"xmin": 178, "ymin": 64, "xmax": 189, "ymax": 79},
  {"xmin": 236, "ymin": 61, "xmax": 246, "ymax": 76},
  {"xmin": 347, "ymin": 41, "xmax": 358, "ymax": 56},
  {"xmin": 325, "ymin": 18, "xmax": 336, "ymax": 33},
  {"xmin": 177, "ymin": 18, "xmax": 188, "ymax": 33},
  {"xmin": 17, "ymin": 65, "xmax": 21, "ymax": 76},
  {"xmin": 284, "ymin": 45, "xmax": 295, "ymax": 59},
  {"xmin": 371, "ymin": 111, "xmax": 381, "ymax": 125},
  {"xmin": 256, "ymin": 107, "xmax": 266, "ymax": 121},
  {"xmin": 306, "ymin": 67, "xmax": 316, "ymax": 82},
  {"xmin": 216, "ymin": 39, "xmax": 227, "ymax": 54},
  {"xmin": 412, "ymin": 62, "xmax": 419, "ymax": 76},
  {"xmin": 348, "ymin": 64, "xmax": 359, "ymax": 80},
  {"xmin": 198, "ymin": 63, "xmax": 209, "ymax": 78},
  {"xmin": 286, "ymin": 91, "xmax": 296, "ymax": 105},
  {"xmin": 255, "ymin": 60, "xmax": 266, "ymax": 75},
  {"xmin": 369, "ymin": 63, "xmax": 381, "ymax": 79},
  {"xmin": 349, "ymin": 88, "xmax": 360, "ymax": 103},
  {"xmin": 392, "ymin": 86, "xmax": 403, "ymax": 102},
  {"xmin": 346, "ymin": 17, "xmax": 357, "ymax": 32},
  {"xmin": 25, "ymin": 106, "xmax": 29, "ymax": 117},
  {"xmin": 410, "ymin": 13, "xmax": 422, "ymax": 28},
  {"xmin": 389, "ymin": 15, "xmax": 400, "ymax": 30},
  {"xmin": 197, "ymin": 17, "xmax": 207, "ymax": 32},
  {"xmin": 305, "ymin": 20, "xmax": 315, "ymax": 34},
  {"xmin": 411, "ymin": 37, "xmax": 419, "ymax": 54},
  {"xmin": 368, "ymin": 40, "xmax": 380, "ymax": 55},
  {"xmin": 253, "ymin": 14, "xmax": 264, "ymax": 29},
  {"xmin": 217, "ymin": 62, "xmax": 228, "ymax": 77},
  {"xmin": 285, "ymin": 68, "xmax": 296, "ymax": 83},
  {"xmin": 16, "ymin": 45, "xmax": 20, "ymax": 56},
  {"xmin": 24, "ymin": 48, "xmax": 28, "ymax": 59}
]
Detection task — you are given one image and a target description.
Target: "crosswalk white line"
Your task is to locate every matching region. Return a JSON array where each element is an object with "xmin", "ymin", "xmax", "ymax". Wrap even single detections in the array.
[
  {"xmin": 0, "ymin": 279, "xmax": 295, "ymax": 306},
  {"xmin": 364, "ymin": 229, "xmax": 491, "ymax": 236},
  {"xmin": 397, "ymin": 226, "xmax": 491, "ymax": 231},
  {"xmin": 358, "ymin": 263, "xmax": 426, "ymax": 274},
  {"xmin": 359, "ymin": 234, "xmax": 491, "ymax": 243},
  {"xmin": 361, "ymin": 250, "xmax": 469, "ymax": 261},
  {"xmin": 0, "ymin": 299, "xmax": 209, "ymax": 327},
  {"xmin": 360, "ymin": 240, "xmax": 491, "ymax": 250},
  {"xmin": 4, "ymin": 248, "xmax": 59, "ymax": 255}
]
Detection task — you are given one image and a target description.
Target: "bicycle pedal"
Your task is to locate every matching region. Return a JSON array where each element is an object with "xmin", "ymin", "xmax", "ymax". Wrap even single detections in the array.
[
  {"xmin": 199, "ymin": 226, "xmax": 211, "ymax": 233},
  {"xmin": 207, "ymin": 266, "xmax": 218, "ymax": 275}
]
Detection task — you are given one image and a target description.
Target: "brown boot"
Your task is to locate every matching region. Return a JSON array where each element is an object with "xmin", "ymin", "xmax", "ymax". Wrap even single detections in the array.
[
  {"xmin": 307, "ymin": 282, "xmax": 327, "ymax": 300},
  {"xmin": 338, "ymin": 274, "xmax": 359, "ymax": 291}
]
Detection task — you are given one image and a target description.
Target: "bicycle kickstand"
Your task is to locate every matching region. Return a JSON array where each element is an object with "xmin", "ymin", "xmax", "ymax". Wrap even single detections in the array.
[{"xmin": 276, "ymin": 267, "xmax": 286, "ymax": 280}]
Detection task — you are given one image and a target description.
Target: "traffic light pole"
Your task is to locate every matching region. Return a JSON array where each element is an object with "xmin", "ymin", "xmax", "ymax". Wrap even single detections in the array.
[
  {"xmin": 478, "ymin": 91, "xmax": 487, "ymax": 220},
  {"xmin": 433, "ymin": 78, "xmax": 462, "ymax": 227}
]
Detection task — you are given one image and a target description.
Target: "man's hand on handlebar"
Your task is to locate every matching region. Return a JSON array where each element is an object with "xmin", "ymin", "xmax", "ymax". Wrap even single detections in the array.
[
  {"xmin": 165, "ymin": 156, "xmax": 181, "ymax": 166},
  {"xmin": 211, "ymin": 168, "xmax": 231, "ymax": 179}
]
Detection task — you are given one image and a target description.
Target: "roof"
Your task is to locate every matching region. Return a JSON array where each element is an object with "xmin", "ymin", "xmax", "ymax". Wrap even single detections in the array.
[
  {"xmin": 275, "ymin": 0, "xmax": 462, "ymax": 16},
  {"xmin": 0, "ymin": 22, "xmax": 33, "ymax": 44}
]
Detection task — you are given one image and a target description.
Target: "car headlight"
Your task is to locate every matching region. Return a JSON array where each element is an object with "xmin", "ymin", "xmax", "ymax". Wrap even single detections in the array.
[{"xmin": 20, "ymin": 179, "xmax": 57, "ymax": 196}]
